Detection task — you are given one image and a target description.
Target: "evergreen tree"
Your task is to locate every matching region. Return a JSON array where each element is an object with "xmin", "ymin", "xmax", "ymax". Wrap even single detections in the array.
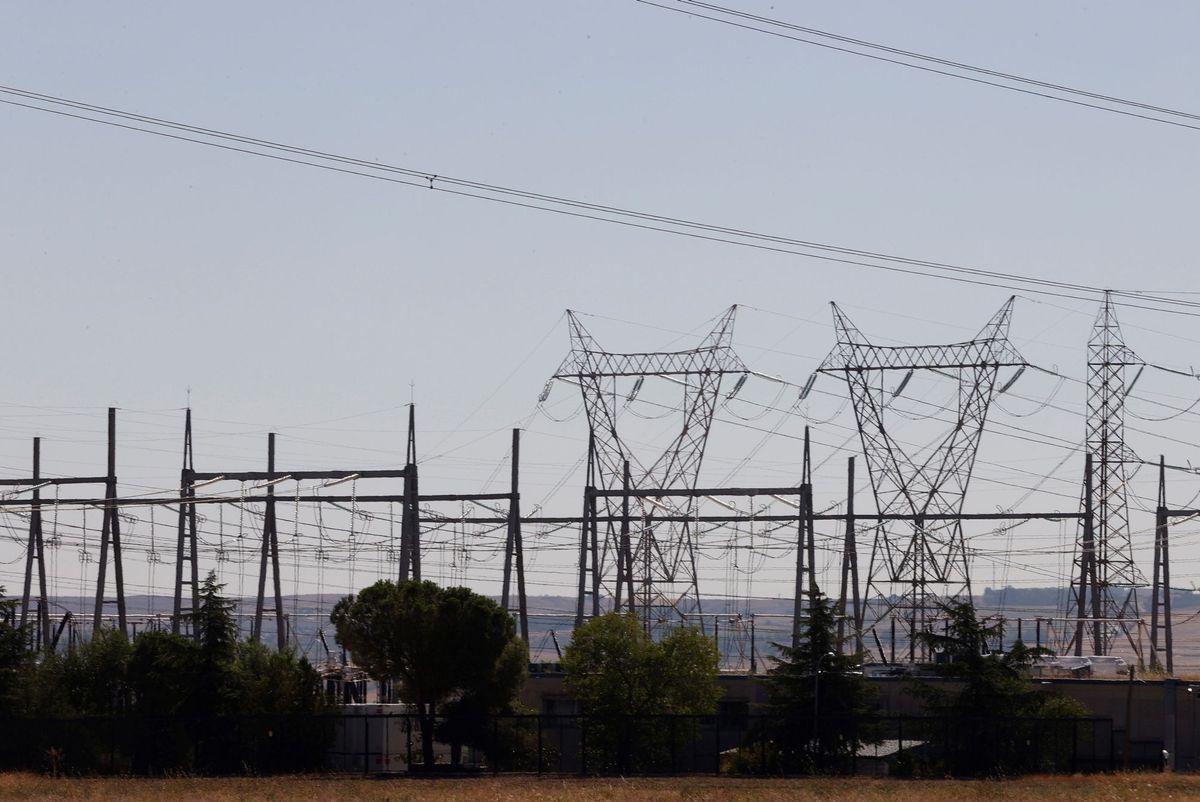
[
  {"xmin": 331, "ymin": 579, "xmax": 526, "ymax": 769},
  {"xmin": 908, "ymin": 600, "xmax": 1089, "ymax": 775},
  {"xmin": 0, "ymin": 587, "xmax": 31, "ymax": 713},
  {"xmin": 761, "ymin": 591, "xmax": 878, "ymax": 773},
  {"xmin": 190, "ymin": 572, "xmax": 240, "ymax": 715}
]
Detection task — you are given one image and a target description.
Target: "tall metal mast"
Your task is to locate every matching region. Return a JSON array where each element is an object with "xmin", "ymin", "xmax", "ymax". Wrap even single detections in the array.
[
  {"xmin": 1069, "ymin": 292, "xmax": 1144, "ymax": 657},
  {"xmin": 817, "ymin": 298, "xmax": 1025, "ymax": 660}
]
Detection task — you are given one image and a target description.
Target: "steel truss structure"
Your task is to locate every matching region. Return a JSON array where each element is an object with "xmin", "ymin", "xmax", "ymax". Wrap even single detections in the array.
[
  {"xmin": 546, "ymin": 306, "xmax": 749, "ymax": 633},
  {"xmin": 1068, "ymin": 293, "xmax": 1145, "ymax": 657},
  {"xmin": 4, "ymin": 299, "xmax": 1189, "ymax": 676},
  {"xmin": 817, "ymin": 298, "xmax": 1027, "ymax": 660},
  {"xmin": 12, "ymin": 407, "xmax": 530, "ymax": 653}
]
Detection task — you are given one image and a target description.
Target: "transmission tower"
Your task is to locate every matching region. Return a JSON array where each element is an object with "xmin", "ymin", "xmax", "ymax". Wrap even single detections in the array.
[
  {"xmin": 817, "ymin": 298, "xmax": 1026, "ymax": 660},
  {"xmin": 1069, "ymin": 292, "xmax": 1144, "ymax": 657},
  {"xmin": 546, "ymin": 306, "xmax": 748, "ymax": 635}
]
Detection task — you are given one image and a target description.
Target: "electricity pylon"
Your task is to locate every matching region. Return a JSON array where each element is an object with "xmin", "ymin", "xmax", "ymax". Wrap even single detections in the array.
[
  {"xmin": 817, "ymin": 297, "xmax": 1026, "ymax": 661},
  {"xmin": 1069, "ymin": 292, "xmax": 1144, "ymax": 658},
  {"xmin": 545, "ymin": 306, "xmax": 748, "ymax": 635}
]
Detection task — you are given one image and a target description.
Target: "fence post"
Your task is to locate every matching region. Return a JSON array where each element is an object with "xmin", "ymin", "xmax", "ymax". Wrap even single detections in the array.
[
  {"xmin": 759, "ymin": 714, "xmax": 766, "ymax": 775},
  {"xmin": 852, "ymin": 717, "xmax": 858, "ymax": 776},
  {"xmin": 492, "ymin": 717, "xmax": 499, "ymax": 774},
  {"xmin": 713, "ymin": 715, "xmax": 720, "ymax": 776},
  {"xmin": 537, "ymin": 715, "xmax": 543, "ymax": 775},
  {"xmin": 1072, "ymin": 720, "xmax": 1078, "ymax": 773},
  {"xmin": 1033, "ymin": 718, "xmax": 1041, "ymax": 772},
  {"xmin": 580, "ymin": 716, "xmax": 587, "ymax": 777},
  {"xmin": 936, "ymin": 716, "xmax": 944, "ymax": 772},
  {"xmin": 363, "ymin": 715, "xmax": 369, "ymax": 776},
  {"xmin": 669, "ymin": 716, "xmax": 677, "ymax": 775},
  {"xmin": 405, "ymin": 716, "xmax": 413, "ymax": 772},
  {"xmin": 621, "ymin": 715, "xmax": 629, "ymax": 775}
]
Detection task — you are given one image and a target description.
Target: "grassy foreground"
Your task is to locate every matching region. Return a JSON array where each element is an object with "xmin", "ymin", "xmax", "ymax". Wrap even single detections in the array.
[{"xmin": 0, "ymin": 773, "xmax": 1197, "ymax": 801}]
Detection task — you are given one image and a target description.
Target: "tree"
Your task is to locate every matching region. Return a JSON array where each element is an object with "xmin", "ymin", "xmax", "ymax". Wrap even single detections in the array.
[
  {"xmin": 330, "ymin": 579, "xmax": 526, "ymax": 769},
  {"xmin": 436, "ymin": 635, "xmax": 529, "ymax": 767},
  {"xmin": 6, "ymin": 574, "xmax": 326, "ymax": 775},
  {"xmin": 561, "ymin": 613, "xmax": 721, "ymax": 772},
  {"xmin": 127, "ymin": 630, "xmax": 200, "ymax": 715},
  {"xmin": 760, "ymin": 591, "xmax": 878, "ymax": 773},
  {"xmin": 60, "ymin": 627, "xmax": 133, "ymax": 715},
  {"xmin": 193, "ymin": 572, "xmax": 238, "ymax": 656},
  {"xmin": 908, "ymin": 600, "xmax": 1090, "ymax": 775},
  {"xmin": 232, "ymin": 640, "xmax": 326, "ymax": 715},
  {"xmin": 0, "ymin": 587, "xmax": 31, "ymax": 712}
]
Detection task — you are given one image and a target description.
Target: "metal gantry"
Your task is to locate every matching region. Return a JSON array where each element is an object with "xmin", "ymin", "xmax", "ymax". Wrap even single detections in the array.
[
  {"xmin": 817, "ymin": 298, "xmax": 1027, "ymax": 661},
  {"xmin": 8, "ymin": 406, "xmax": 530, "ymax": 652},
  {"xmin": 547, "ymin": 306, "xmax": 749, "ymax": 634},
  {"xmin": 1069, "ymin": 293, "xmax": 1145, "ymax": 658},
  {"xmin": 2, "ymin": 297, "xmax": 1190, "ymax": 676}
]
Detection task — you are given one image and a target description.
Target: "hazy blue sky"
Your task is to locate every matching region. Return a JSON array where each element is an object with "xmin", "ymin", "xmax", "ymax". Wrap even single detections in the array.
[{"xmin": 2, "ymin": 2, "xmax": 1200, "ymax": 652}]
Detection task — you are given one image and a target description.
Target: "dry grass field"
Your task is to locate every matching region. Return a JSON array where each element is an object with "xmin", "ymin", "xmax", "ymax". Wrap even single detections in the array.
[{"xmin": 0, "ymin": 773, "xmax": 1197, "ymax": 801}]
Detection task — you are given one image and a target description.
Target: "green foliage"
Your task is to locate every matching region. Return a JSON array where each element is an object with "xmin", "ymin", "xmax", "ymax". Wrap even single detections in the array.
[
  {"xmin": 3, "ymin": 573, "xmax": 328, "ymax": 775},
  {"xmin": 563, "ymin": 613, "xmax": 721, "ymax": 718},
  {"xmin": 194, "ymin": 572, "xmax": 238, "ymax": 662},
  {"xmin": 755, "ymin": 591, "xmax": 879, "ymax": 773},
  {"xmin": 911, "ymin": 600, "xmax": 1083, "ymax": 720},
  {"xmin": 61, "ymin": 628, "xmax": 134, "ymax": 715},
  {"xmin": 233, "ymin": 639, "xmax": 326, "ymax": 715},
  {"xmin": 906, "ymin": 600, "xmax": 1091, "ymax": 776},
  {"xmin": 0, "ymin": 588, "xmax": 30, "ymax": 703},
  {"xmin": 331, "ymin": 579, "xmax": 526, "ymax": 768},
  {"xmin": 436, "ymin": 635, "xmax": 532, "ymax": 766},
  {"xmin": 127, "ymin": 630, "xmax": 200, "ymax": 715},
  {"xmin": 562, "ymin": 613, "xmax": 721, "ymax": 773}
]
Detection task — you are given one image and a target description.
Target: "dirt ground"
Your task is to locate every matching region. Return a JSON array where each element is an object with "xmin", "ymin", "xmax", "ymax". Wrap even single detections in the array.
[{"xmin": 0, "ymin": 773, "xmax": 1197, "ymax": 801}]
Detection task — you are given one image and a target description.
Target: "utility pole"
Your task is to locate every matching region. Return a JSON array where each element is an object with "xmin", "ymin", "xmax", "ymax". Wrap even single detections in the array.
[
  {"xmin": 837, "ymin": 456, "xmax": 861, "ymax": 654},
  {"xmin": 575, "ymin": 435, "xmax": 596, "ymax": 628},
  {"xmin": 1150, "ymin": 455, "xmax": 1173, "ymax": 673},
  {"xmin": 399, "ymin": 404, "xmax": 421, "ymax": 581},
  {"xmin": 791, "ymin": 471, "xmax": 806, "ymax": 650},
  {"xmin": 19, "ymin": 437, "xmax": 50, "ymax": 651},
  {"xmin": 803, "ymin": 427, "xmax": 817, "ymax": 600},
  {"xmin": 792, "ymin": 426, "xmax": 817, "ymax": 649},
  {"xmin": 172, "ymin": 408, "xmax": 200, "ymax": 638},
  {"xmin": 500, "ymin": 428, "xmax": 529, "ymax": 643},
  {"xmin": 252, "ymin": 433, "xmax": 286, "ymax": 650},
  {"xmin": 616, "ymin": 460, "xmax": 633, "ymax": 613},
  {"xmin": 92, "ymin": 407, "xmax": 127, "ymax": 637}
]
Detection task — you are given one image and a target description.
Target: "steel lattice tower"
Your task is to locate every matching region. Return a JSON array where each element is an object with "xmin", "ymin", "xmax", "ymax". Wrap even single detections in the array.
[
  {"xmin": 817, "ymin": 298, "xmax": 1026, "ymax": 660},
  {"xmin": 546, "ymin": 306, "xmax": 747, "ymax": 634},
  {"xmin": 1069, "ymin": 292, "xmax": 1144, "ymax": 657}
]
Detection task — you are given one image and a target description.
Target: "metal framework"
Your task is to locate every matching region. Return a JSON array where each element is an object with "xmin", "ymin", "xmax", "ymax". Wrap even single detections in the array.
[
  {"xmin": 817, "ymin": 298, "xmax": 1026, "ymax": 660},
  {"xmin": 7, "ymin": 405, "xmax": 527, "ymax": 650},
  {"xmin": 1069, "ymin": 293, "xmax": 1144, "ymax": 657},
  {"xmin": 547, "ymin": 306, "xmax": 748, "ymax": 633},
  {"xmin": 1150, "ymin": 456, "xmax": 1172, "ymax": 672},
  {"xmin": 15, "ymin": 436, "xmax": 110, "ymax": 651},
  {"xmin": 173, "ymin": 406, "xmax": 435, "ymax": 649},
  {"xmin": 5, "ymin": 392, "xmax": 1127, "ymax": 674}
]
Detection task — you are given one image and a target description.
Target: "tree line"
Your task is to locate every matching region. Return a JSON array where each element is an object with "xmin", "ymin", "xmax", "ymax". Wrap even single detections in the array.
[
  {"xmin": 0, "ymin": 575, "xmax": 328, "ymax": 773},
  {"xmin": 0, "ymin": 575, "xmax": 1094, "ymax": 776},
  {"xmin": 332, "ymin": 580, "xmax": 1092, "ymax": 776}
]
